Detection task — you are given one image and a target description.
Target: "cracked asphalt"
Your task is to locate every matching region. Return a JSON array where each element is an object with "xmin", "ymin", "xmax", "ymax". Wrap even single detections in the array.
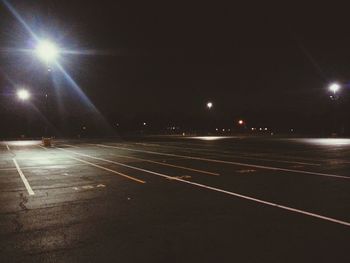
[{"xmin": 1, "ymin": 136, "xmax": 350, "ymax": 262}]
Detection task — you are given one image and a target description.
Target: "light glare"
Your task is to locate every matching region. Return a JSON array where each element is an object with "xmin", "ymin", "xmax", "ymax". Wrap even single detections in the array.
[
  {"xmin": 36, "ymin": 40, "xmax": 59, "ymax": 62},
  {"xmin": 329, "ymin": 83, "xmax": 341, "ymax": 94},
  {"xmin": 17, "ymin": 89, "xmax": 30, "ymax": 100}
]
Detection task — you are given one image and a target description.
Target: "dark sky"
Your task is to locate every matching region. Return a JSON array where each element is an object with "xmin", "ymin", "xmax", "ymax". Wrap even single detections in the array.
[{"xmin": 1, "ymin": 1, "xmax": 350, "ymax": 135}]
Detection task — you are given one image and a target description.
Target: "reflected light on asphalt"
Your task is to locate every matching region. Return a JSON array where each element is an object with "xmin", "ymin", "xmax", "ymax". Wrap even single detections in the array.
[
  {"xmin": 301, "ymin": 138, "xmax": 350, "ymax": 146},
  {"xmin": 7, "ymin": 141, "xmax": 41, "ymax": 146},
  {"xmin": 189, "ymin": 136, "xmax": 232, "ymax": 141}
]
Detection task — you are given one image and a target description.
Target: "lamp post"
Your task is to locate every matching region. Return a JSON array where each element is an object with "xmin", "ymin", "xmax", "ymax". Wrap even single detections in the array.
[
  {"xmin": 16, "ymin": 88, "xmax": 30, "ymax": 137},
  {"xmin": 35, "ymin": 39, "xmax": 59, "ymax": 145},
  {"xmin": 328, "ymin": 83, "xmax": 341, "ymax": 135},
  {"xmin": 206, "ymin": 101, "xmax": 214, "ymax": 134},
  {"xmin": 329, "ymin": 83, "xmax": 341, "ymax": 100}
]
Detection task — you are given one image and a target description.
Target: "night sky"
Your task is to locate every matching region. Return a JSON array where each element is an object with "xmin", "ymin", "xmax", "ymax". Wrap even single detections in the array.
[{"xmin": 1, "ymin": 1, "xmax": 350, "ymax": 137}]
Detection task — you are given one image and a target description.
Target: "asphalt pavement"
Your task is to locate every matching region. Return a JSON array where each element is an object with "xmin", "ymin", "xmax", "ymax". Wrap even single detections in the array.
[{"xmin": 1, "ymin": 136, "xmax": 350, "ymax": 262}]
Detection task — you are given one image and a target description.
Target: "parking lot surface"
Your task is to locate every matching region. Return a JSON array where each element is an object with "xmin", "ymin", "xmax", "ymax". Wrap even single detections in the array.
[{"xmin": 1, "ymin": 136, "xmax": 350, "ymax": 262}]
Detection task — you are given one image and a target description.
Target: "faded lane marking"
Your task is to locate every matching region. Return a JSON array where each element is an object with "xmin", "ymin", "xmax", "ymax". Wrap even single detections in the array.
[
  {"xmin": 236, "ymin": 169, "xmax": 256, "ymax": 174},
  {"xmin": 110, "ymin": 153, "xmax": 219, "ymax": 176},
  {"xmin": 70, "ymin": 156, "xmax": 146, "ymax": 184},
  {"xmin": 133, "ymin": 142, "xmax": 321, "ymax": 166},
  {"xmin": 64, "ymin": 143, "xmax": 219, "ymax": 176},
  {"xmin": 94, "ymin": 144, "xmax": 350, "ymax": 180},
  {"xmin": 13, "ymin": 158, "xmax": 34, "ymax": 196}
]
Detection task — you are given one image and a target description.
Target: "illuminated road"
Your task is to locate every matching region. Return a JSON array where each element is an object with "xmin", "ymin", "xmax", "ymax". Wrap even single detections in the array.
[{"xmin": 1, "ymin": 137, "xmax": 350, "ymax": 262}]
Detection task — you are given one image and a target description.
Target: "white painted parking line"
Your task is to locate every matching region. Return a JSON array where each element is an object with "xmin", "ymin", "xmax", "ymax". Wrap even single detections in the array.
[
  {"xmin": 134, "ymin": 142, "xmax": 321, "ymax": 166},
  {"xmin": 70, "ymin": 156, "xmax": 146, "ymax": 184},
  {"xmin": 58, "ymin": 147, "xmax": 350, "ymax": 228},
  {"xmin": 64, "ymin": 144, "xmax": 219, "ymax": 176},
  {"xmin": 6, "ymin": 144, "xmax": 10, "ymax": 151},
  {"xmin": 93, "ymin": 144, "xmax": 350, "ymax": 180},
  {"xmin": 38, "ymin": 145, "xmax": 48, "ymax": 150},
  {"xmin": 61, "ymin": 144, "xmax": 80, "ymax": 148},
  {"xmin": 12, "ymin": 158, "xmax": 35, "ymax": 196}
]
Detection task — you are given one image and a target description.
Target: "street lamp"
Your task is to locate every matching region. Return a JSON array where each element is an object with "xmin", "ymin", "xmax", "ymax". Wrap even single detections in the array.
[
  {"xmin": 206, "ymin": 102, "xmax": 213, "ymax": 109},
  {"xmin": 35, "ymin": 39, "xmax": 59, "ymax": 146},
  {"xmin": 17, "ymin": 89, "xmax": 30, "ymax": 101},
  {"xmin": 329, "ymin": 83, "xmax": 341, "ymax": 101},
  {"xmin": 328, "ymin": 82, "xmax": 341, "ymax": 135},
  {"xmin": 329, "ymin": 83, "xmax": 341, "ymax": 94},
  {"xmin": 35, "ymin": 40, "xmax": 59, "ymax": 63}
]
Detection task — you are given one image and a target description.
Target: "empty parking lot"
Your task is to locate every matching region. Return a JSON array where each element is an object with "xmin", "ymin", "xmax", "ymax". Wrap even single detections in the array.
[{"xmin": 1, "ymin": 136, "xmax": 350, "ymax": 262}]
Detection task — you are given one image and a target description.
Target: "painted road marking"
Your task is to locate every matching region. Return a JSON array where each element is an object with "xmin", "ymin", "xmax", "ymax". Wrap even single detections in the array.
[
  {"xmin": 236, "ymin": 169, "xmax": 256, "ymax": 174},
  {"xmin": 110, "ymin": 153, "xmax": 219, "ymax": 176},
  {"xmin": 133, "ymin": 142, "xmax": 321, "ymax": 166},
  {"xmin": 38, "ymin": 145, "xmax": 47, "ymax": 150},
  {"xmin": 13, "ymin": 158, "xmax": 35, "ymax": 196},
  {"xmin": 154, "ymin": 141, "xmax": 336, "ymax": 165},
  {"xmin": 94, "ymin": 144, "xmax": 350, "ymax": 180},
  {"xmin": 167, "ymin": 175, "xmax": 192, "ymax": 180},
  {"xmin": 0, "ymin": 163, "xmax": 86, "ymax": 171},
  {"xmin": 73, "ymin": 184, "xmax": 107, "ymax": 191},
  {"xmin": 61, "ymin": 144, "xmax": 80, "ymax": 148},
  {"xmin": 6, "ymin": 144, "xmax": 10, "ymax": 151},
  {"xmin": 70, "ymin": 156, "xmax": 146, "ymax": 184},
  {"xmin": 82, "ymin": 185, "xmax": 94, "ymax": 189},
  {"xmin": 58, "ymin": 147, "xmax": 350, "ymax": 228},
  {"xmin": 64, "ymin": 143, "xmax": 219, "ymax": 176}
]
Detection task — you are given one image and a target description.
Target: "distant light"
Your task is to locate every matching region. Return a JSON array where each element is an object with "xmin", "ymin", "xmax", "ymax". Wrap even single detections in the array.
[
  {"xmin": 17, "ymin": 89, "xmax": 30, "ymax": 100},
  {"xmin": 36, "ymin": 40, "xmax": 59, "ymax": 63},
  {"xmin": 7, "ymin": 140, "xmax": 40, "ymax": 146},
  {"xmin": 251, "ymin": 128, "xmax": 256, "ymax": 131},
  {"xmin": 189, "ymin": 136, "xmax": 231, "ymax": 141},
  {"xmin": 259, "ymin": 128, "xmax": 262, "ymax": 131},
  {"xmin": 300, "ymin": 138, "xmax": 350, "ymax": 146},
  {"xmin": 238, "ymin": 120, "xmax": 244, "ymax": 125},
  {"xmin": 143, "ymin": 122, "xmax": 147, "ymax": 126},
  {"xmin": 264, "ymin": 128, "xmax": 268, "ymax": 131},
  {"xmin": 215, "ymin": 128, "xmax": 218, "ymax": 131},
  {"xmin": 222, "ymin": 129, "xmax": 225, "ymax": 132},
  {"xmin": 206, "ymin": 102, "xmax": 213, "ymax": 109},
  {"xmin": 329, "ymin": 83, "xmax": 341, "ymax": 94}
]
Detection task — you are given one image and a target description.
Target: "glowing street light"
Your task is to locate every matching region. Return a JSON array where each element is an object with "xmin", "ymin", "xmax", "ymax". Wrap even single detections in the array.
[
  {"xmin": 35, "ymin": 40, "xmax": 59, "ymax": 63},
  {"xmin": 238, "ymin": 119, "xmax": 244, "ymax": 125},
  {"xmin": 17, "ymin": 89, "xmax": 30, "ymax": 101},
  {"xmin": 329, "ymin": 83, "xmax": 341, "ymax": 94},
  {"xmin": 206, "ymin": 102, "xmax": 213, "ymax": 109}
]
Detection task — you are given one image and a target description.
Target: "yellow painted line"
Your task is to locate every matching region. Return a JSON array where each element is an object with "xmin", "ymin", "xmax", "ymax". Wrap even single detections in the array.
[{"xmin": 70, "ymin": 156, "xmax": 146, "ymax": 184}]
